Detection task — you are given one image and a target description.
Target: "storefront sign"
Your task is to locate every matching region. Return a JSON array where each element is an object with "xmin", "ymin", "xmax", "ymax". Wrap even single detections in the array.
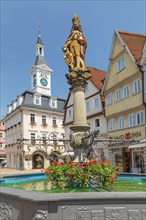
[{"xmin": 108, "ymin": 131, "xmax": 142, "ymax": 140}]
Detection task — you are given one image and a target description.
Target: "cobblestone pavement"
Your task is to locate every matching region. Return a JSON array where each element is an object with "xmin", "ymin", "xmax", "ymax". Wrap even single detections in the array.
[{"xmin": 0, "ymin": 167, "xmax": 44, "ymax": 177}]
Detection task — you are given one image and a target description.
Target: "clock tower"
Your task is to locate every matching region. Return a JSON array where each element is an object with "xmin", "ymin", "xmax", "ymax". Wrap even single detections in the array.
[{"xmin": 30, "ymin": 34, "xmax": 53, "ymax": 96}]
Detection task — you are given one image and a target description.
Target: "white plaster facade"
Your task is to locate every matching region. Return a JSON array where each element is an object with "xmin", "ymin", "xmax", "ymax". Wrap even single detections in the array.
[{"xmin": 3, "ymin": 34, "xmax": 66, "ymax": 170}]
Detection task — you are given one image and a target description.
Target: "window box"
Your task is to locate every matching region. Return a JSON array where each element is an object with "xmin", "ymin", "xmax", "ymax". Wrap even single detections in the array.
[
  {"xmin": 42, "ymin": 122, "xmax": 47, "ymax": 127},
  {"xmin": 52, "ymin": 124, "xmax": 58, "ymax": 128},
  {"xmin": 30, "ymin": 121, "xmax": 36, "ymax": 125}
]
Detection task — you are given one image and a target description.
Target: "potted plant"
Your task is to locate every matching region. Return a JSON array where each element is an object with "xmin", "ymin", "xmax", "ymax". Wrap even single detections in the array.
[{"xmin": 36, "ymin": 156, "xmax": 43, "ymax": 169}]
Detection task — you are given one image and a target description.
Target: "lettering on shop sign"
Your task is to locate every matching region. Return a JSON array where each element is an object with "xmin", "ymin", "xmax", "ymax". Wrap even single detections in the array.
[{"xmin": 108, "ymin": 131, "xmax": 141, "ymax": 141}]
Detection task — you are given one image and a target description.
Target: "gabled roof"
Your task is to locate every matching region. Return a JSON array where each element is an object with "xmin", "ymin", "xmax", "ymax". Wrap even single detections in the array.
[
  {"xmin": 88, "ymin": 67, "xmax": 106, "ymax": 90},
  {"xmin": 102, "ymin": 30, "xmax": 146, "ymax": 94},
  {"xmin": 118, "ymin": 30, "xmax": 146, "ymax": 62}
]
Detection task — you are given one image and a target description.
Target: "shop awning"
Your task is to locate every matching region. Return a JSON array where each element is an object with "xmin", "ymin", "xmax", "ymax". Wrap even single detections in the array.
[{"xmin": 129, "ymin": 143, "xmax": 146, "ymax": 149}]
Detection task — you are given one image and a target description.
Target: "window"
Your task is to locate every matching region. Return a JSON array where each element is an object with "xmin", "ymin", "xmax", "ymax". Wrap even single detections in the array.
[
  {"xmin": 51, "ymin": 98, "xmax": 57, "ymax": 108},
  {"xmin": 68, "ymin": 109, "xmax": 72, "ymax": 118},
  {"xmin": 95, "ymin": 119, "xmax": 100, "ymax": 127},
  {"xmin": 106, "ymin": 93, "xmax": 112, "ymax": 105},
  {"xmin": 128, "ymin": 111, "xmax": 144, "ymax": 127},
  {"xmin": 94, "ymin": 98, "xmax": 99, "ymax": 108},
  {"xmin": 0, "ymin": 144, "xmax": 2, "ymax": 148},
  {"xmin": 108, "ymin": 119, "xmax": 114, "ymax": 131},
  {"xmin": 0, "ymin": 133, "xmax": 2, "ymax": 138},
  {"xmin": 118, "ymin": 116, "xmax": 124, "ymax": 129},
  {"xmin": 33, "ymin": 74, "xmax": 36, "ymax": 87},
  {"xmin": 52, "ymin": 117, "xmax": 57, "ymax": 126},
  {"xmin": 30, "ymin": 114, "xmax": 35, "ymax": 123},
  {"xmin": 34, "ymin": 95, "xmax": 41, "ymax": 105},
  {"xmin": 115, "ymin": 89, "xmax": 122, "ymax": 102},
  {"xmin": 116, "ymin": 57, "xmax": 125, "ymax": 73},
  {"xmin": 123, "ymin": 85, "xmax": 129, "ymax": 99},
  {"xmin": 137, "ymin": 112, "xmax": 144, "ymax": 125},
  {"xmin": 42, "ymin": 115, "xmax": 47, "ymax": 124},
  {"xmin": 31, "ymin": 133, "xmax": 35, "ymax": 144},
  {"xmin": 86, "ymin": 102, "xmax": 90, "ymax": 112},
  {"xmin": 42, "ymin": 133, "xmax": 47, "ymax": 143},
  {"xmin": 132, "ymin": 79, "xmax": 140, "ymax": 94}
]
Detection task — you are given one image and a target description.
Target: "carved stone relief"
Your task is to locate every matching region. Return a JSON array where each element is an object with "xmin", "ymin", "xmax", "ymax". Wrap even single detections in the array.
[
  {"xmin": 104, "ymin": 207, "xmax": 127, "ymax": 220},
  {"xmin": 92, "ymin": 210, "xmax": 104, "ymax": 220},
  {"xmin": 33, "ymin": 210, "xmax": 47, "ymax": 220},
  {"xmin": 142, "ymin": 210, "xmax": 146, "ymax": 220},
  {"xmin": 0, "ymin": 203, "xmax": 12, "ymax": 220},
  {"xmin": 76, "ymin": 207, "xmax": 146, "ymax": 220},
  {"xmin": 76, "ymin": 207, "xmax": 91, "ymax": 220},
  {"xmin": 128, "ymin": 210, "xmax": 141, "ymax": 220}
]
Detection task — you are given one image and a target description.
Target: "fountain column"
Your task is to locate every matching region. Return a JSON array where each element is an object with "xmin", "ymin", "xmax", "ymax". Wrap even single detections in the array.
[{"xmin": 62, "ymin": 15, "xmax": 91, "ymax": 161}]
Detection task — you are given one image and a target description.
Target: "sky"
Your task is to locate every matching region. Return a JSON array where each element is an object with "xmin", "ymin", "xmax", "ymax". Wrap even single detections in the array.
[{"xmin": 1, "ymin": 0, "xmax": 146, "ymax": 118}]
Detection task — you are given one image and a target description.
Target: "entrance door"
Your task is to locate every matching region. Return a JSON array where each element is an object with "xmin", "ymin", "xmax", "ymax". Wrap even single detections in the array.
[
  {"xmin": 32, "ymin": 154, "xmax": 44, "ymax": 169},
  {"xmin": 123, "ymin": 150, "xmax": 131, "ymax": 172}
]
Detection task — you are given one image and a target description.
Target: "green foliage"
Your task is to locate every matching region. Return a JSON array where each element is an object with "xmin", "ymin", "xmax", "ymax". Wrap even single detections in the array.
[{"xmin": 45, "ymin": 160, "xmax": 117, "ymax": 189}]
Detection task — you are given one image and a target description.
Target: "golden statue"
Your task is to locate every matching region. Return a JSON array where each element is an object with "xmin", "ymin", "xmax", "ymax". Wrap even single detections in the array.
[{"xmin": 62, "ymin": 15, "xmax": 87, "ymax": 71}]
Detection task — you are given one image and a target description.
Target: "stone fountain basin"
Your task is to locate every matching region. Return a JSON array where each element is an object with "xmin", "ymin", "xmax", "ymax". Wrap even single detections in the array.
[{"xmin": 0, "ymin": 187, "xmax": 146, "ymax": 220}]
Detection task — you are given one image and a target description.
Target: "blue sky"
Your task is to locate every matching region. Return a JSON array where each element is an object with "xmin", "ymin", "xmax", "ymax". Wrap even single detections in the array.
[{"xmin": 1, "ymin": 0, "xmax": 146, "ymax": 118}]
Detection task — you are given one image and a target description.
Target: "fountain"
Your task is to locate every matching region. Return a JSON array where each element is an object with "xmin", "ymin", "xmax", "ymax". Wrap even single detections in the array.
[{"xmin": 0, "ymin": 16, "xmax": 146, "ymax": 220}]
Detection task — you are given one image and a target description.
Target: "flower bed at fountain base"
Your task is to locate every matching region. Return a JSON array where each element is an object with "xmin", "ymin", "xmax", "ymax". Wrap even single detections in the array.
[{"xmin": 0, "ymin": 187, "xmax": 146, "ymax": 220}]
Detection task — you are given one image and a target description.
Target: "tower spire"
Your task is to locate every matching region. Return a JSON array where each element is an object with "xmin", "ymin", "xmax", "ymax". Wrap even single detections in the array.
[{"xmin": 38, "ymin": 22, "xmax": 41, "ymax": 36}]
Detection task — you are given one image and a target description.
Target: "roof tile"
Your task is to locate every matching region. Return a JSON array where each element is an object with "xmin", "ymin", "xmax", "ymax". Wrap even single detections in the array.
[
  {"xmin": 88, "ymin": 67, "xmax": 106, "ymax": 90},
  {"xmin": 118, "ymin": 30, "xmax": 146, "ymax": 61}
]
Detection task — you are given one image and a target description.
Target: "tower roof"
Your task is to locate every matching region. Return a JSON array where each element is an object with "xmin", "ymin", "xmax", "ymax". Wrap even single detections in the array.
[
  {"xmin": 36, "ymin": 35, "xmax": 44, "ymax": 45},
  {"xmin": 34, "ymin": 55, "xmax": 46, "ymax": 65}
]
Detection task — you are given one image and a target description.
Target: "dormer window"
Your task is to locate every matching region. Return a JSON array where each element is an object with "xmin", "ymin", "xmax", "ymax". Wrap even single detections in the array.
[
  {"xmin": 34, "ymin": 94, "xmax": 41, "ymax": 105},
  {"xmin": 51, "ymin": 98, "xmax": 57, "ymax": 108}
]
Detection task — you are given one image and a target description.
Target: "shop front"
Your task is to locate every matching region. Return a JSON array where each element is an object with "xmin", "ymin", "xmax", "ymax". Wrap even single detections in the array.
[{"xmin": 129, "ymin": 142, "xmax": 146, "ymax": 173}]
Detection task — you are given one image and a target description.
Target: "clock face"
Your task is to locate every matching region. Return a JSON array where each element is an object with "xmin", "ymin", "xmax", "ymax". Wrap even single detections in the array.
[{"xmin": 40, "ymin": 78, "xmax": 48, "ymax": 86}]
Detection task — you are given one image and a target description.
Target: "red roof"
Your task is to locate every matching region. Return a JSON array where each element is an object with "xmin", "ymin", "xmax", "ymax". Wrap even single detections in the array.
[
  {"xmin": 88, "ymin": 67, "xmax": 106, "ymax": 90},
  {"xmin": 118, "ymin": 30, "xmax": 146, "ymax": 61}
]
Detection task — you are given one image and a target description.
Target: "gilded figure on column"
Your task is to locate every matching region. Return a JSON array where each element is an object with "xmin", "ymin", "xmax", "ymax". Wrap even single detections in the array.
[{"xmin": 62, "ymin": 15, "xmax": 87, "ymax": 71}]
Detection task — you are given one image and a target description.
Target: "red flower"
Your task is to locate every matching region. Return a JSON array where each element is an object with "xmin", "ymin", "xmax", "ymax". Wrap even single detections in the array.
[
  {"xmin": 70, "ymin": 162, "xmax": 75, "ymax": 167},
  {"xmin": 81, "ymin": 163, "xmax": 88, "ymax": 168},
  {"xmin": 105, "ymin": 161, "xmax": 110, "ymax": 164},
  {"xmin": 68, "ymin": 171, "xmax": 73, "ymax": 175},
  {"xmin": 59, "ymin": 162, "xmax": 64, "ymax": 165},
  {"xmin": 116, "ymin": 171, "xmax": 120, "ymax": 175},
  {"xmin": 111, "ymin": 174, "xmax": 116, "ymax": 179}
]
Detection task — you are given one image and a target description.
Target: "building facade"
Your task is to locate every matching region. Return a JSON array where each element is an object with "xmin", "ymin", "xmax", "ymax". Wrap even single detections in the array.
[
  {"xmin": 63, "ymin": 67, "xmax": 108, "ymax": 161},
  {"xmin": 0, "ymin": 121, "xmax": 6, "ymax": 165},
  {"xmin": 102, "ymin": 30, "xmax": 146, "ymax": 173},
  {"xmin": 3, "ymin": 34, "xmax": 66, "ymax": 170}
]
